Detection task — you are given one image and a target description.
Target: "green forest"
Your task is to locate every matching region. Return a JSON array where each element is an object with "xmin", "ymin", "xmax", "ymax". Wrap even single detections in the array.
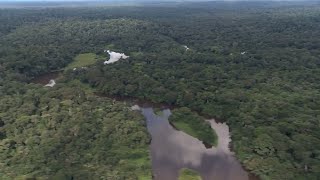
[
  {"xmin": 0, "ymin": 80, "xmax": 151, "ymax": 179},
  {"xmin": 0, "ymin": 1, "xmax": 320, "ymax": 180}
]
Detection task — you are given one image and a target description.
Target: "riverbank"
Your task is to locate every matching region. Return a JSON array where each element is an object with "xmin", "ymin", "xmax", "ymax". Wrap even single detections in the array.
[
  {"xmin": 30, "ymin": 72, "xmax": 259, "ymax": 180},
  {"xmin": 169, "ymin": 107, "xmax": 218, "ymax": 147},
  {"xmin": 139, "ymin": 107, "xmax": 252, "ymax": 180}
]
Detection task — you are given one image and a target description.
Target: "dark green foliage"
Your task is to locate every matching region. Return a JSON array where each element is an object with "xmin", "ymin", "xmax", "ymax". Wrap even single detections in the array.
[
  {"xmin": 1, "ymin": 2, "xmax": 320, "ymax": 180},
  {"xmin": 0, "ymin": 82, "xmax": 151, "ymax": 179}
]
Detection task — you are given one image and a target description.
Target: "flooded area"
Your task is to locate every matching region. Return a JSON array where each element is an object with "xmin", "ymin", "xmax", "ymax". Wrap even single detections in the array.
[
  {"xmin": 104, "ymin": 50, "xmax": 129, "ymax": 64},
  {"xmin": 139, "ymin": 107, "xmax": 253, "ymax": 180},
  {"xmin": 44, "ymin": 79, "xmax": 56, "ymax": 87}
]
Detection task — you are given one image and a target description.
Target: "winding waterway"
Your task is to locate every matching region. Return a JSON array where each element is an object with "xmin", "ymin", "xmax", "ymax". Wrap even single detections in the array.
[
  {"xmin": 31, "ymin": 72, "xmax": 256, "ymax": 180},
  {"xmin": 139, "ymin": 107, "xmax": 253, "ymax": 180}
]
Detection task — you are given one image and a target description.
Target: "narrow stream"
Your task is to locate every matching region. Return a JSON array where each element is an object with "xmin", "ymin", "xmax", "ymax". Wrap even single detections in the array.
[{"xmin": 139, "ymin": 107, "xmax": 252, "ymax": 180}]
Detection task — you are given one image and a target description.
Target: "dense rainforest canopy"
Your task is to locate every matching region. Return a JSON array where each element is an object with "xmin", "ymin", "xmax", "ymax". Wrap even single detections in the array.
[
  {"xmin": 0, "ymin": 81, "xmax": 151, "ymax": 180},
  {"xmin": 0, "ymin": 1, "xmax": 320, "ymax": 180}
]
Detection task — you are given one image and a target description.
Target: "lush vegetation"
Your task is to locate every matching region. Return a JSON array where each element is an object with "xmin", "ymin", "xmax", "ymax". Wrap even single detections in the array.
[
  {"xmin": 169, "ymin": 108, "xmax": 217, "ymax": 147},
  {"xmin": 65, "ymin": 53, "xmax": 100, "ymax": 70},
  {"xmin": 0, "ymin": 1, "xmax": 320, "ymax": 180},
  {"xmin": 178, "ymin": 168, "xmax": 201, "ymax": 180},
  {"xmin": 0, "ymin": 80, "xmax": 151, "ymax": 179}
]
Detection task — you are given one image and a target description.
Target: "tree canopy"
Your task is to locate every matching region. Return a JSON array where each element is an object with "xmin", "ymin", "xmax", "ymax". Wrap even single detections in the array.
[{"xmin": 0, "ymin": 2, "xmax": 320, "ymax": 179}]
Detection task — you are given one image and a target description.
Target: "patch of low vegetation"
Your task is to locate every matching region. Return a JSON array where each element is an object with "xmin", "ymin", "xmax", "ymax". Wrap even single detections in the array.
[
  {"xmin": 65, "ymin": 53, "xmax": 99, "ymax": 70},
  {"xmin": 154, "ymin": 107, "xmax": 164, "ymax": 116},
  {"xmin": 178, "ymin": 168, "xmax": 202, "ymax": 180},
  {"xmin": 169, "ymin": 107, "xmax": 218, "ymax": 147}
]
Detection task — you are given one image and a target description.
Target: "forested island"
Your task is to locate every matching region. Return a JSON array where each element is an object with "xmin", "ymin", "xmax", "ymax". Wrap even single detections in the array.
[{"xmin": 0, "ymin": 1, "xmax": 320, "ymax": 180}]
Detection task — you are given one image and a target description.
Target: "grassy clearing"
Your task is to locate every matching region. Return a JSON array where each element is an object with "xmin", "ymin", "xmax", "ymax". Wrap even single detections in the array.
[
  {"xmin": 66, "ymin": 53, "xmax": 98, "ymax": 70},
  {"xmin": 178, "ymin": 168, "xmax": 202, "ymax": 180},
  {"xmin": 170, "ymin": 107, "xmax": 218, "ymax": 147},
  {"xmin": 173, "ymin": 121, "xmax": 198, "ymax": 137}
]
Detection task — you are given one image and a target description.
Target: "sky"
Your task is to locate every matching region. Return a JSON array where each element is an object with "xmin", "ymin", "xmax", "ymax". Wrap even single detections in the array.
[{"xmin": 0, "ymin": 0, "xmax": 312, "ymax": 1}]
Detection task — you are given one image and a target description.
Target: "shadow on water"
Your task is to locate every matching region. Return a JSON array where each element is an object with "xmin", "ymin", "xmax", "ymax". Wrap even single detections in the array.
[{"xmin": 139, "ymin": 107, "xmax": 258, "ymax": 180}]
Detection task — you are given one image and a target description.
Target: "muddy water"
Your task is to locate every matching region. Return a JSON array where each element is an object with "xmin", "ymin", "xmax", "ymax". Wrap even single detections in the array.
[
  {"xmin": 140, "ymin": 107, "xmax": 251, "ymax": 180},
  {"xmin": 30, "ymin": 72, "xmax": 60, "ymax": 85}
]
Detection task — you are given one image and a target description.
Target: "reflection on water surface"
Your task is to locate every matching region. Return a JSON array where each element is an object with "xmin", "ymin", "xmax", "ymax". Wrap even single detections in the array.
[{"xmin": 140, "ymin": 107, "xmax": 250, "ymax": 180}]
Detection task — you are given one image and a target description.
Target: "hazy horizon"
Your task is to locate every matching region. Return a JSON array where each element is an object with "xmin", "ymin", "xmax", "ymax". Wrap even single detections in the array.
[
  {"xmin": 0, "ymin": 0, "xmax": 318, "ymax": 9},
  {"xmin": 0, "ymin": 0, "xmax": 315, "ymax": 2}
]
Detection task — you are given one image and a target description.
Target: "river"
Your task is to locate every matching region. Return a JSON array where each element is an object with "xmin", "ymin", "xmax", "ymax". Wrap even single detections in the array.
[
  {"xmin": 139, "ymin": 107, "xmax": 255, "ymax": 180},
  {"xmin": 31, "ymin": 72, "xmax": 257, "ymax": 180}
]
